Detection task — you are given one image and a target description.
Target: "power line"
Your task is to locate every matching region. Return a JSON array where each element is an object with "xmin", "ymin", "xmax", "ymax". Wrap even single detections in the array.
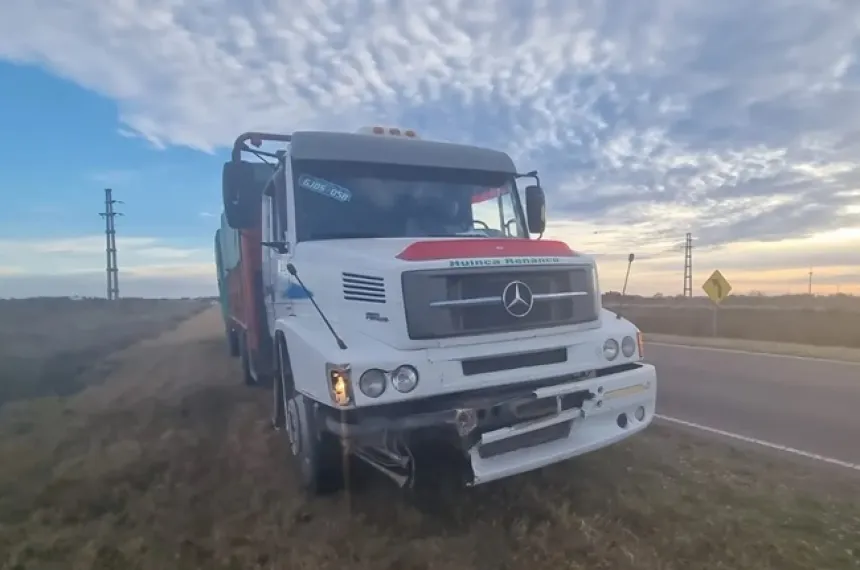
[
  {"xmin": 99, "ymin": 188, "xmax": 123, "ymax": 300},
  {"xmin": 682, "ymin": 232, "xmax": 693, "ymax": 298}
]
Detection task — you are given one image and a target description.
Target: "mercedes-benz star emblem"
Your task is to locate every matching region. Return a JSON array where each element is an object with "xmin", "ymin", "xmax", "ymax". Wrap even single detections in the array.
[{"xmin": 502, "ymin": 280, "xmax": 534, "ymax": 318}]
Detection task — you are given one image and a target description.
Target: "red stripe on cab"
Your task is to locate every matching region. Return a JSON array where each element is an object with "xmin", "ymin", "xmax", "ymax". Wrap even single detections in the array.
[{"xmin": 396, "ymin": 239, "xmax": 576, "ymax": 261}]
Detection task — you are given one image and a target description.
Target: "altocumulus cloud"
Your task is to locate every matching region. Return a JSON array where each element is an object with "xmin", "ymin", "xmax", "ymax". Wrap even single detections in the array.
[{"xmin": 2, "ymin": 0, "xmax": 860, "ymax": 262}]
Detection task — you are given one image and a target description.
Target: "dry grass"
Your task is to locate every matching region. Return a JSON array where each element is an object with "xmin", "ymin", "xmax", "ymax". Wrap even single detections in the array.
[
  {"xmin": 604, "ymin": 293, "xmax": 860, "ymax": 312},
  {"xmin": 1, "ymin": 308, "xmax": 859, "ymax": 570},
  {"xmin": 606, "ymin": 303, "xmax": 860, "ymax": 349},
  {"xmin": 0, "ymin": 297, "xmax": 212, "ymax": 407},
  {"xmin": 643, "ymin": 333, "xmax": 860, "ymax": 362}
]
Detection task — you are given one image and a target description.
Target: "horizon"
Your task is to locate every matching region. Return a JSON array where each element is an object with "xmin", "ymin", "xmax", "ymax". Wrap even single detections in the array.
[{"xmin": 2, "ymin": 290, "xmax": 856, "ymax": 301}]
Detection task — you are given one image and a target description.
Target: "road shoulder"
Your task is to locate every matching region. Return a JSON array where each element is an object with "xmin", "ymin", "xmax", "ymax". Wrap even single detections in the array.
[{"xmin": 645, "ymin": 333, "xmax": 860, "ymax": 363}]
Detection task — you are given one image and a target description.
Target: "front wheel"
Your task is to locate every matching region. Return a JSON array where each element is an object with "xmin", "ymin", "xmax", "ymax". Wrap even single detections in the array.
[
  {"xmin": 275, "ymin": 338, "xmax": 345, "ymax": 496},
  {"xmin": 238, "ymin": 331, "xmax": 255, "ymax": 386}
]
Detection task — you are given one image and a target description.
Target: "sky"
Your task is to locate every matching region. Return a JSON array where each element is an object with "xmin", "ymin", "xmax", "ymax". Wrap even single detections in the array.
[{"xmin": 0, "ymin": 0, "xmax": 859, "ymax": 298}]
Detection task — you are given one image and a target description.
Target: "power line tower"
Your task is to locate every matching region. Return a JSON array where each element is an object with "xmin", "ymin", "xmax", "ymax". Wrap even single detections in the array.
[
  {"xmin": 682, "ymin": 232, "xmax": 693, "ymax": 298},
  {"xmin": 99, "ymin": 188, "xmax": 123, "ymax": 300}
]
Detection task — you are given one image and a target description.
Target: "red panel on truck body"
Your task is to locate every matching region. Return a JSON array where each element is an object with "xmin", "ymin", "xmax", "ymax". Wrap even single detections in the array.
[
  {"xmin": 225, "ymin": 223, "xmax": 265, "ymax": 354},
  {"xmin": 396, "ymin": 238, "xmax": 576, "ymax": 261}
]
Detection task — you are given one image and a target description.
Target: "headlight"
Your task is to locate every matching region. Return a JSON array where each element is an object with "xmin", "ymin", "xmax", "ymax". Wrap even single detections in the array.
[
  {"xmin": 391, "ymin": 365, "xmax": 419, "ymax": 393},
  {"xmin": 359, "ymin": 369, "xmax": 387, "ymax": 398},
  {"xmin": 603, "ymin": 338, "xmax": 619, "ymax": 361},
  {"xmin": 621, "ymin": 335, "xmax": 636, "ymax": 358}
]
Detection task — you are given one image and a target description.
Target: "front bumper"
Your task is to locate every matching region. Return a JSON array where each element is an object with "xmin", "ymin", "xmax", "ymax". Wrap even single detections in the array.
[{"xmin": 318, "ymin": 361, "xmax": 657, "ymax": 485}]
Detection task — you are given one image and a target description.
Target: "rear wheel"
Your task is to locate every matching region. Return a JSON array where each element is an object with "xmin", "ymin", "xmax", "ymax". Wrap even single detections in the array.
[
  {"xmin": 238, "ymin": 331, "xmax": 255, "ymax": 386},
  {"xmin": 275, "ymin": 337, "xmax": 345, "ymax": 496},
  {"xmin": 226, "ymin": 325, "xmax": 240, "ymax": 358}
]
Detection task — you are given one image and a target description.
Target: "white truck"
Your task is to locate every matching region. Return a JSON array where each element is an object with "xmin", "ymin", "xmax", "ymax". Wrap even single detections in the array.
[{"xmin": 220, "ymin": 126, "xmax": 657, "ymax": 495}]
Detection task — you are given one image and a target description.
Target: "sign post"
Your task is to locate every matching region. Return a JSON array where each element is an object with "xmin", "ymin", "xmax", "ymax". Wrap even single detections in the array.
[{"xmin": 701, "ymin": 269, "xmax": 733, "ymax": 337}]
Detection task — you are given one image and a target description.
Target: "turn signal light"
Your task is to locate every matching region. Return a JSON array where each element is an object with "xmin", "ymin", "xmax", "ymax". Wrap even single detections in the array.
[{"xmin": 326, "ymin": 364, "xmax": 352, "ymax": 407}]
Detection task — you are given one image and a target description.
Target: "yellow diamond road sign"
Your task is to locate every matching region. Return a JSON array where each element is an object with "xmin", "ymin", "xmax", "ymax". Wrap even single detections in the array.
[{"xmin": 702, "ymin": 269, "xmax": 732, "ymax": 305}]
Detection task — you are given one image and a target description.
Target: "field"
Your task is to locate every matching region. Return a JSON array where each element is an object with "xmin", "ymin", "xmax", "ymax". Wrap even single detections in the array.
[
  {"xmin": 604, "ymin": 294, "xmax": 860, "ymax": 349},
  {"xmin": 0, "ymin": 298, "xmax": 212, "ymax": 408},
  {"xmin": 1, "ymin": 302, "xmax": 859, "ymax": 570}
]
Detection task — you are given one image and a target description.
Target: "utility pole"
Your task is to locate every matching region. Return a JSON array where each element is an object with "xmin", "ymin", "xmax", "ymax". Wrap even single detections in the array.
[
  {"xmin": 682, "ymin": 232, "xmax": 693, "ymax": 298},
  {"xmin": 99, "ymin": 188, "xmax": 123, "ymax": 300},
  {"xmin": 808, "ymin": 267, "xmax": 813, "ymax": 296}
]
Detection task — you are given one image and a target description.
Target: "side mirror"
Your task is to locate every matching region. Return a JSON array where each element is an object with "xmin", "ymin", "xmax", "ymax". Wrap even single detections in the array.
[
  {"xmin": 525, "ymin": 185, "xmax": 546, "ymax": 235},
  {"xmin": 222, "ymin": 161, "xmax": 260, "ymax": 229}
]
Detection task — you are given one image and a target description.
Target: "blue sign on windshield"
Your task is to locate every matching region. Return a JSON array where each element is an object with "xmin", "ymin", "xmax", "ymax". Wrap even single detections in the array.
[{"xmin": 298, "ymin": 175, "xmax": 352, "ymax": 203}]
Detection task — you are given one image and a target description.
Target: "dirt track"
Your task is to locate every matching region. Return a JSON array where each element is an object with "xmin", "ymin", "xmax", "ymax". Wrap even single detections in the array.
[{"xmin": 2, "ymin": 308, "xmax": 859, "ymax": 570}]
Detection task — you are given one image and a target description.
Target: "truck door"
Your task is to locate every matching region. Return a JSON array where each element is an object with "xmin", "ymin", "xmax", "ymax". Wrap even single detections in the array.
[
  {"xmin": 262, "ymin": 166, "xmax": 293, "ymax": 331},
  {"xmin": 261, "ymin": 190, "xmax": 276, "ymax": 332}
]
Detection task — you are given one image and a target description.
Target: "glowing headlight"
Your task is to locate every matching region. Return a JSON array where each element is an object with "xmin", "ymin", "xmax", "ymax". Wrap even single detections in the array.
[
  {"xmin": 391, "ymin": 365, "xmax": 419, "ymax": 393},
  {"xmin": 603, "ymin": 338, "xmax": 620, "ymax": 361},
  {"xmin": 621, "ymin": 335, "xmax": 636, "ymax": 358},
  {"xmin": 359, "ymin": 369, "xmax": 387, "ymax": 398},
  {"xmin": 326, "ymin": 365, "xmax": 352, "ymax": 407}
]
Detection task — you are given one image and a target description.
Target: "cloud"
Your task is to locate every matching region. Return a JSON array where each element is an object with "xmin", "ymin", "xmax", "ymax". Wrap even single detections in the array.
[
  {"xmin": 636, "ymin": 227, "xmax": 860, "ymax": 272},
  {"xmin": 547, "ymin": 221, "xmax": 860, "ymax": 295},
  {"xmin": 1, "ymin": 0, "xmax": 860, "ymax": 292},
  {"xmin": 0, "ymin": 236, "xmax": 213, "ymax": 293}
]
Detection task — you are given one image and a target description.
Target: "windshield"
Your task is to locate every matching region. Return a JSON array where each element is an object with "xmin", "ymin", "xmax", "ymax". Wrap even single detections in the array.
[{"xmin": 291, "ymin": 160, "xmax": 527, "ymax": 242}]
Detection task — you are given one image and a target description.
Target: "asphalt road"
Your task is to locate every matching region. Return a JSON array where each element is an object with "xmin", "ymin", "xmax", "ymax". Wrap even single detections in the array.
[{"xmin": 646, "ymin": 343, "xmax": 860, "ymax": 466}]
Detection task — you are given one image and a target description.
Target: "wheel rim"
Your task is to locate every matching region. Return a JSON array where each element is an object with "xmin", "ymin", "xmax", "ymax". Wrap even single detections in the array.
[
  {"xmin": 285, "ymin": 397, "xmax": 301, "ymax": 456},
  {"xmin": 279, "ymin": 344, "xmax": 300, "ymax": 455},
  {"xmin": 277, "ymin": 344, "xmax": 314, "ymax": 485},
  {"xmin": 273, "ymin": 343, "xmax": 286, "ymax": 429},
  {"xmin": 272, "ymin": 371, "xmax": 282, "ymax": 430}
]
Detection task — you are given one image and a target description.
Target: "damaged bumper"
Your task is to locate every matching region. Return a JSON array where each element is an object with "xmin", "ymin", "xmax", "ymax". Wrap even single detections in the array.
[{"xmin": 318, "ymin": 361, "xmax": 657, "ymax": 486}]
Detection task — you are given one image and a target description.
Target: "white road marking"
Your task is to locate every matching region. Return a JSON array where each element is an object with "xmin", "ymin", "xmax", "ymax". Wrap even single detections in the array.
[
  {"xmin": 655, "ymin": 414, "xmax": 860, "ymax": 472},
  {"xmin": 647, "ymin": 342, "xmax": 860, "ymax": 366}
]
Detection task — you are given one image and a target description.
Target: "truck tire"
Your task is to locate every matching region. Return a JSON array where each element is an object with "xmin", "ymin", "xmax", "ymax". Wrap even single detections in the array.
[
  {"xmin": 226, "ymin": 326, "xmax": 240, "ymax": 358},
  {"xmin": 238, "ymin": 331, "xmax": 256, "ymax": 387},
  {"xmin": 275, "ymin": 337, "xmax": 345, "ymax": 496}
]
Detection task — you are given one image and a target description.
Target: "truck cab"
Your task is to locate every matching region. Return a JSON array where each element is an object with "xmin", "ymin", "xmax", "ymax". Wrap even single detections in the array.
[{"xmin": 220, "ymin": 127, "xmax": 657, "ymax": 494}]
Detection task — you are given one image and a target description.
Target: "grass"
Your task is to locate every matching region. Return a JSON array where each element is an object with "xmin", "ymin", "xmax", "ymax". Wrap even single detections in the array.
[
  {"xmin": 0, "ymin": 297, "xmax": 212, "ymax": 407},
  {"xmin": 608, "ymin": 303, "xmax": 860, "ymax": 349},
  {"xmin": 644, "ymin": 333, "xmax": 860, "ymax": 362},
  {"xmin": 1, "ymin": 307, "xmax": 859, "ymax": 570}
]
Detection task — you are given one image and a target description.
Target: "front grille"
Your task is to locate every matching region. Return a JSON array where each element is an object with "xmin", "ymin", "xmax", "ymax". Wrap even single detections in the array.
[
  {"xmin": 454, "ymin": 270, "xmax": 574, "ymax": 331},
  {"xmin": 402, "ymin": 265, "xmax": 598, "ymax": 340}
]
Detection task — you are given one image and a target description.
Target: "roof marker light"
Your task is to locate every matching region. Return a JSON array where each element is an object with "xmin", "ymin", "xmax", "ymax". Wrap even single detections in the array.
[{"xmin": 357, "ymin": 125, "xmax": 421, "ymax": 138}]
